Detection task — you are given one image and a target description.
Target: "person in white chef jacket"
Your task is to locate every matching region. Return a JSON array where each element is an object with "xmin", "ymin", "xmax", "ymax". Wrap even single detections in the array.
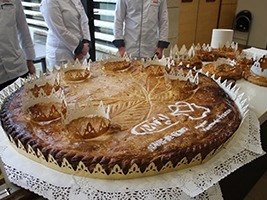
[
  {"xmin": 113, "ymin": 0, "xmax": 170, "ymax": 59},
  {"xmin": 0, "ymin": 0, "xmax": 36, "ymax": 91},
  {"xmin": 40, "ymin": 0, "xmax": 91, "ymax": 70}
]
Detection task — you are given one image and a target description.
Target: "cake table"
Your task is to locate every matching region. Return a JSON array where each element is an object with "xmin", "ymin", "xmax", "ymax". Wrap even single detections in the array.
[{"xmin": 236, "ymin": 79, "xmax": 267, "ymax": 124}]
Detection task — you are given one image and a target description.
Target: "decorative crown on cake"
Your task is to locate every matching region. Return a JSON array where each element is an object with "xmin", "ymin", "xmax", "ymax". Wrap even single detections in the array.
[
  {"xmin": 141, "ymin": 56, "xmax": 168, "ymax": 68},
  {"xmin": 24, "ymin": 71, "xmax": 60, "ymax": 97},
  {"xmin": 250, "ymin": 55, "xmax": 267, "ymax": 77},
  {"xmin": 63, "ymin": 101, "xmax": 110, "ymax": 124},
  {"xmin": 214, "ymin": 57, "xmax": 237, "ymax": 67},
  {"xmin": 164, "ymin": 67, "xmax": 199, "ymax": 85},
  {"xmin": 63, "ymin": 101, "xmax": 111, "ymax": 139},
  {"xmin": 170, "ymin": 44, "xmax": 195, "ymax": 61},
  {"xmin": 195, "ymin": 43, "xmax": 212, "ymax": 52},
  {"xmin": 101, "ymin": 52, "xmax": 131, "ymax": 63},
  {"xmin": 140, "ymin": 56, "xmax": 171, "ymax": 77},
  {"xmin": 220, "ymin": 41, "xmax": 239, "ymax": 52},
  {"xmin": 60, "ymin": 59, "xmax": 91, "ymax": 81},
  {"xmin": 22, "ymin": 87, "xmax": 66, "ymax": 123}
]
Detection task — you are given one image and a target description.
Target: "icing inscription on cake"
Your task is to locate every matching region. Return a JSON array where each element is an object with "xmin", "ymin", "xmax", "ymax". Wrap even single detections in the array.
[
  {"xmin": 202, "ymin": 109, "xmax": 231, "ymax": 131},
  {"xmin": 141, "ymin": 105, "xmax": 231, "ymax": 152},
  {"xmin": 148, "ymin": 127, "xmax": 189, "ymax": 152},
  {"xmin": 131, "ymin": 101, "xmax": 210, "ymax": 135}
]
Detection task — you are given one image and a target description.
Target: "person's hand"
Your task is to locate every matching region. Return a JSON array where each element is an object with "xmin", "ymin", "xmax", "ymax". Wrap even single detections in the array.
[
  {"xmin": 74, "ymin": 53, "xmax": 84, "ymax": 61},
  {"xmin": 155, "ymin": 48, "xmax": 164, "ymax": 59},
  {"xmin": 118, "ymin": 47, "xmax": 126, "ymax": 57},
  {"xmin": 82, "ymin": 43, "xmax": 89, "ymax": 56},
  {"xmin": 27, "ymin": 60, "xmax": 36, "ymax": 74},
  {"xmin": 75, "ymin": 43, "xmax": 89, "ymax": 61}
]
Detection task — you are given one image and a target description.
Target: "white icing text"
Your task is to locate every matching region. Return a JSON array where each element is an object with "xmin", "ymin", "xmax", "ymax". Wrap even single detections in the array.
[{"xmin": 148, "ymin": 127, "xmax": 189, "ymax": 152}]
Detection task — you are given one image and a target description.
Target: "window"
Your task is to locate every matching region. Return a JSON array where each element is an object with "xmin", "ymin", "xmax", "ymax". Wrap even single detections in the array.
[
  {"xmin": 22, "ymin": 0, "xmax": 117, "ymax": 59},
  {"xmin": 93, "ymin": 0, "xmax": 117, "ymax": 56},
  {"xmin": 22, "ymin": 0, "xmax": 47, "ymax": 45}
]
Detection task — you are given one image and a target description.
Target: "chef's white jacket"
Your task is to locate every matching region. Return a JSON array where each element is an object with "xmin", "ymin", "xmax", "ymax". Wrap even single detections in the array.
[
  {"xmin": 113, "ymin": 0, "xmax": 169, "ymax": 58},
  {"xmin": 0, "ymin": 0, "xmax": 35, "ymax": 85},
  {"xmin": 40, "ymin": 0, "xmax": 90, "ymax": 68}
]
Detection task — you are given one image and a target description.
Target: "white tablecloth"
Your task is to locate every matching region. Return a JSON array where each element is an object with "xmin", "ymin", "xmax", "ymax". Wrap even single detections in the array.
[{"xmin": 236, "ymin": 79, "xmax": 267, "ymax": 124}]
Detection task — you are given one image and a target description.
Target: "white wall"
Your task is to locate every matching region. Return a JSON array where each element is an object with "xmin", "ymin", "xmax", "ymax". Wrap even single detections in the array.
[{"xmin": 236, "ymin": 0, "xmax": 267, "ymax": 49}]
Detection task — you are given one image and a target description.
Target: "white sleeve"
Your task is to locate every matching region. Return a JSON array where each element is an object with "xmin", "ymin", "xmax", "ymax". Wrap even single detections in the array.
[
  {"xmin": 72, "ymin": 0, "xmax": 91, "ymax": 41},
  {"xmin": 40, "ymin": 0, "xmax": 80, "ymax": 52},
  {"xmin": 80, "ymin": 10, "xmax": 91, "ymax": 41},
  {"xmin": 16, "ymin": 1, "xmax": 35, "ymax": 60},
  {"xmin": 158, "ymin": 0, "xmax": 169, "ymax": 42},
  {"xmin": 114, "ymin": 0, "xmax": 126, "ymax": 40}
]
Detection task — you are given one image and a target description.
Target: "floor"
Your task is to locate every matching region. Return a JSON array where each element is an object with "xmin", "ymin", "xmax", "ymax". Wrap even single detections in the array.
[{"xmin": 244, "ymin": 170, "xmax": 267, "ymax": 200}]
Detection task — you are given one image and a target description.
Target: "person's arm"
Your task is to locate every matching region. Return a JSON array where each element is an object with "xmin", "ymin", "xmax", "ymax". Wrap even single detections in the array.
[
  {"xmin": 40, "ymin": 1, "xmax": 81, "ymax": 55},
  {"xmin": 26, "ymin": 60, "xmax": 36, "ymax": 74},
  {"xmin": 156, "ymin": 0, "xmax": 170, "ymax": 58},
  {"xmin": 79, "ymin": 3, "xmax": 91, "ymax": 58},
  {"xmin": 113, "ymin": 0, "xmax": 127, "ymax": 57},
  {"xmin": 80, "ymin": 7, "xmax": 91, "ymax": 44},
  {"xmin": 16, "ymin": 1, "xmax": 36, "ymax": 73}
]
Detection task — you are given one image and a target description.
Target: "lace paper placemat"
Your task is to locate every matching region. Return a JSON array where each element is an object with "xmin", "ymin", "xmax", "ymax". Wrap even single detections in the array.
[
  {"xmin": 0, "ymin": 132, "xmax": 223, "ymax": 200},
  {"xmin": 0, "ymin": 109, "xmax": 264, "ymax": 200}
]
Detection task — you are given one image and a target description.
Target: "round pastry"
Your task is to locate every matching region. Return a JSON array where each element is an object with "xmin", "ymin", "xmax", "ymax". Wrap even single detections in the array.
[
  {"xmin": 212, "ymin": 47, "xmax": 239, "ymax": 60},
  {"xmin": 202, "ymin": 58, "xmax": 243, "ymax": 81},
  {"xmin": 193, "ymin": 43, "xmax": 219, "ymax": 62},
  {"xmin": 237, "ymin": 57, "xmax": 253, "ymax": 69},
  {"xmin": 243, "ymin": 55, "xmax": 267, "ymax": 87},
  {"xmin": 212, "ymin": 42, "xmax": 239, "ymax": 60},
  {"xmin": 176, "ymin": 58, "xmax": 203, "ymax": 70},
  {"xmin": 195, "ymin": 50, "xmax": 219, "ymax": 62},
  {"xmin": 171, "ymin": 45, "xmax": 203, "ymax": 69},
  {"xmin": 0, "ymin": 61, "xmax": 243, "ymax": 179}
]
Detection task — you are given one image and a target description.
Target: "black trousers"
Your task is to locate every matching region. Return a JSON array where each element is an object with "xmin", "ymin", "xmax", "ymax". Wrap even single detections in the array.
[{"xmin": 0, "ymin": 72, "xmax": 29, "ymax": 91}]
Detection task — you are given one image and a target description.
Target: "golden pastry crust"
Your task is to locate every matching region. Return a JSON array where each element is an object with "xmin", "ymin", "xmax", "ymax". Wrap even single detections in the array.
[
  {"xmin": 243, "ymin": 68, "xmax": 267, "ymax": 87},
  {"xmin": 103, "ymin": 60, "xmax": 131, "ymax": 71},
  {"xmin": 242, "ymin": 56, "xmax": 267, "ymax": 87},
  {"xmin": 176, "ymin": 58, "xmax": 203, "ymax": 70},
  {"xmin": 63, "ymin": 69, "xmax": 91, "ymax": 81},
  {"xmin": 237, "ymin": 57, "xmax": 253, "ymax": 69},
  {"xmin": 0, "ymin": 63, "xmax": 241, "ymax": 179},
  {"xmin": 202, "ymin": 62, "xmax": 243, "ymax": 81},
  {"xmin": 144, "ymin": 64, "xmax": 165, "ymax": 76},
  {"xmin": 28, "ymin": 102, "xmax": 63, "ymax": 122},
  {"xmin": 212, "ymin": 47, "xmax": 239, "ymax": 60},
  {"xmin": 195, "ymin": 50, "xmax": 219, "ymax": 62}
]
